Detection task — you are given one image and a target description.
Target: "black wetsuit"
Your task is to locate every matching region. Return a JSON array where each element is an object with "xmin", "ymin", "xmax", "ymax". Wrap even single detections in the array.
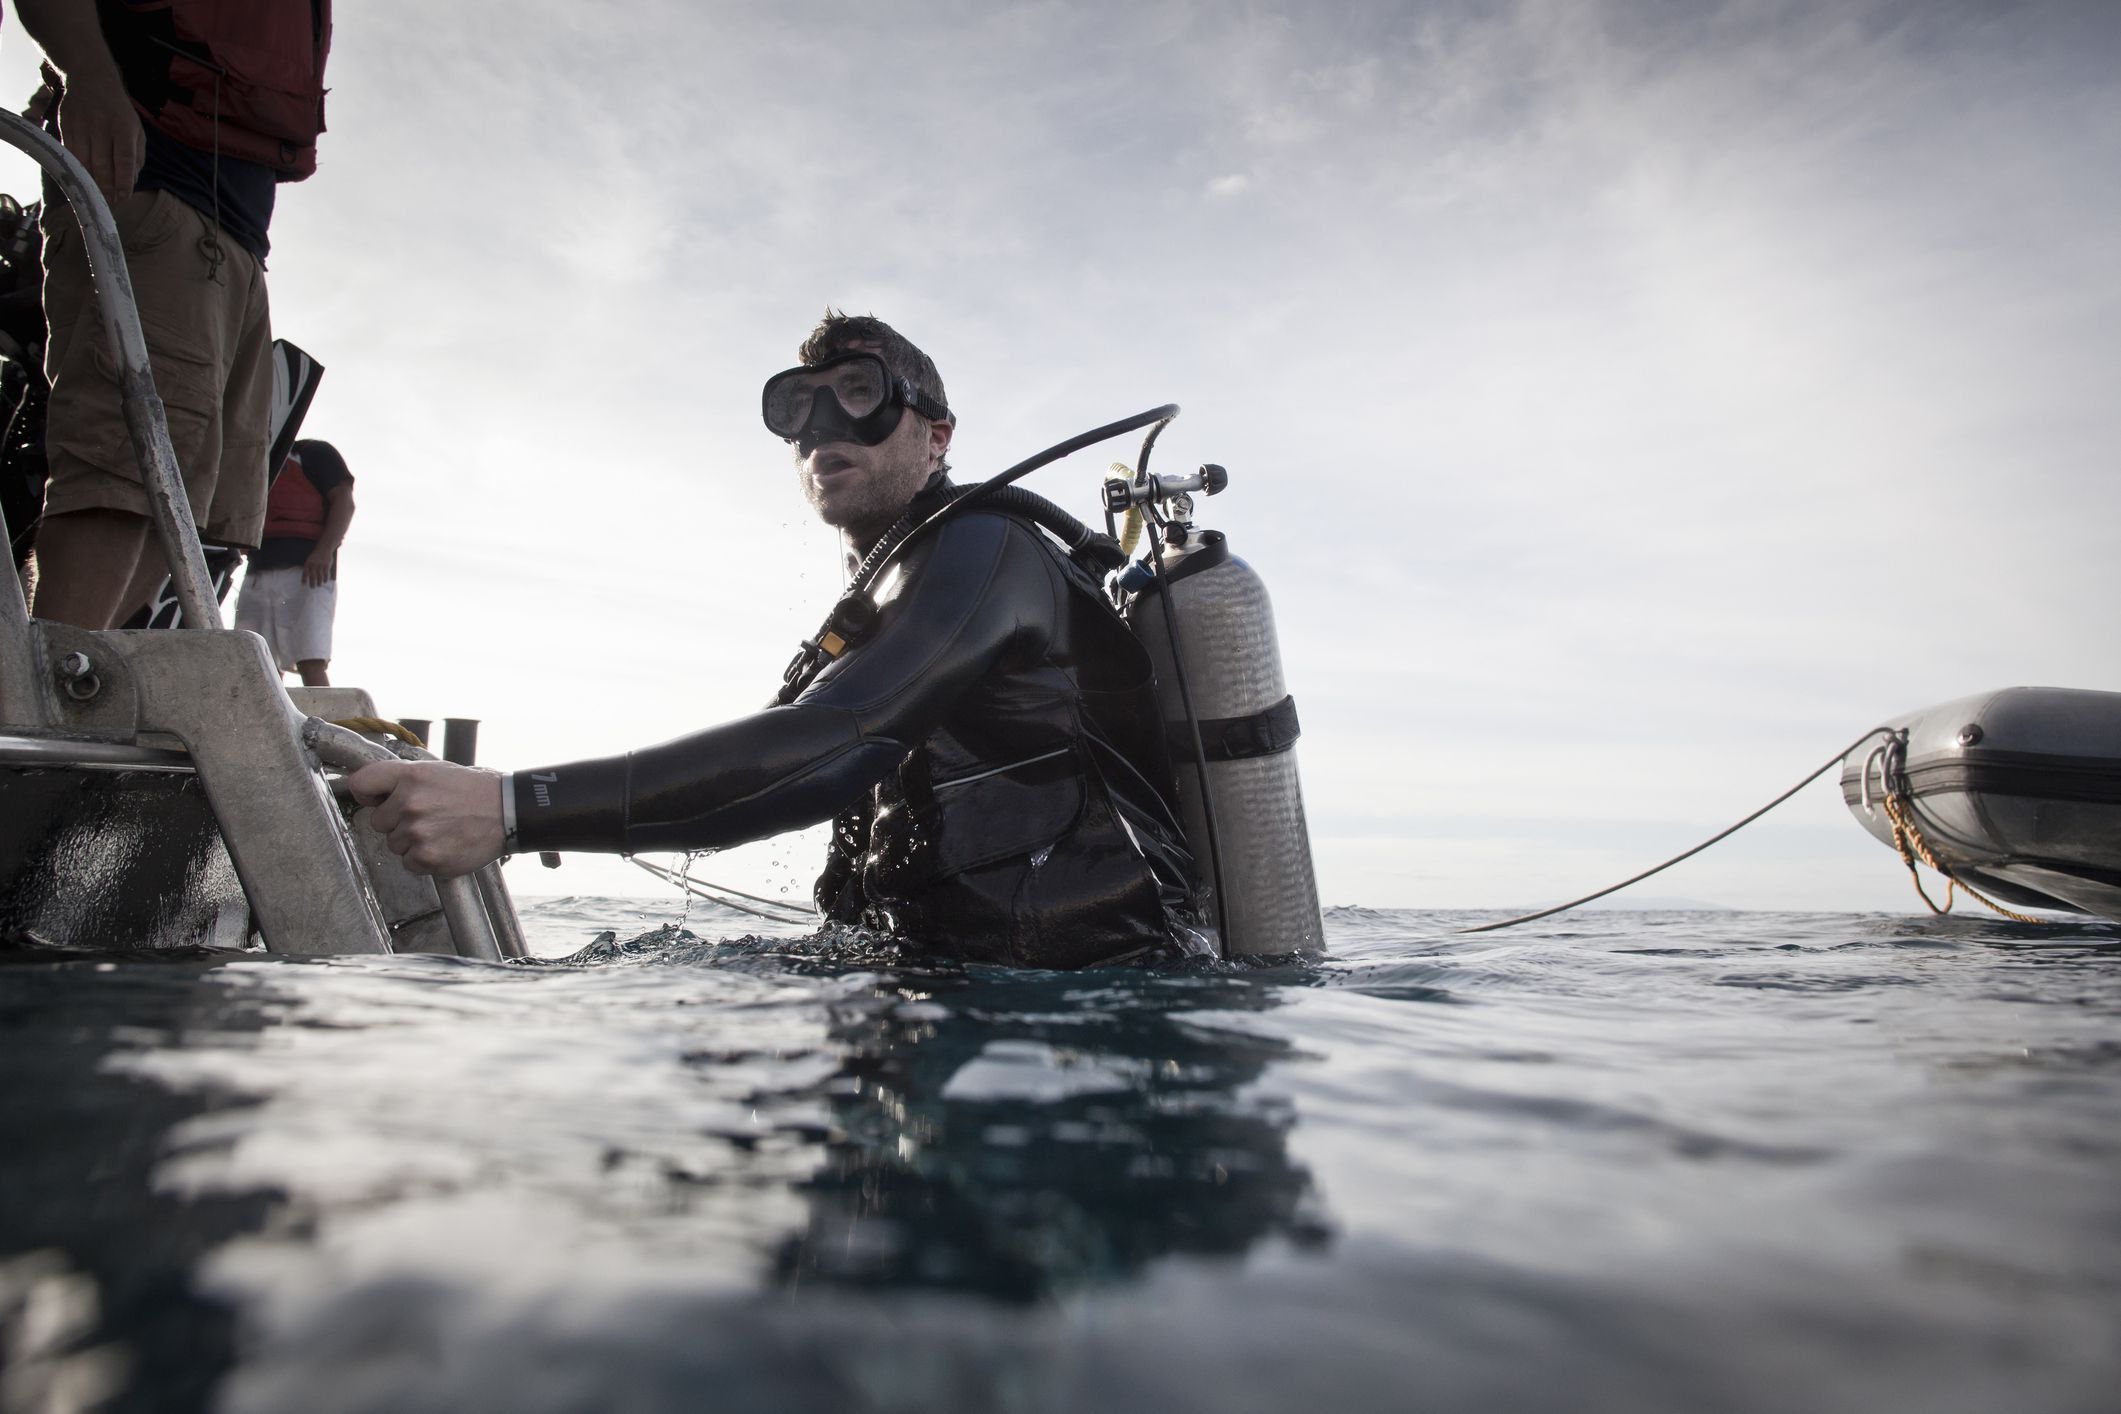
[{"xmin": 513, "ymin": 479, "xmax": 1196, "ymax": 967}]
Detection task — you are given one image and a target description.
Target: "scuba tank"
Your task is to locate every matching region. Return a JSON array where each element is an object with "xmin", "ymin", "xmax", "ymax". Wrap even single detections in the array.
[
  {"xmin": 776, "ymin": 404, "xmax": 1325, "ymax": 959},
  {"xmin": 1112, "ymin": 465, "xmax": 1324, "ymax": 957}
]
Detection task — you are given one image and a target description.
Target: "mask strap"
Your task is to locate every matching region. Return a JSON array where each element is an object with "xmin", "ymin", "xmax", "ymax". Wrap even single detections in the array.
[{"xmin": 900, "ymin": 380, "xmax": 950, "ymax": 424}]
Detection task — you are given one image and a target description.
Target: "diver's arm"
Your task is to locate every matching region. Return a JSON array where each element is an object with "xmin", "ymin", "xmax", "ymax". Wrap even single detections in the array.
[
  {"xmin": 502, "ymin": 703, "xmax": 899, "ymax": 854},
  {"xmin": 512, "ymin": 512, "xmax": 1050, "ymax": 855}
]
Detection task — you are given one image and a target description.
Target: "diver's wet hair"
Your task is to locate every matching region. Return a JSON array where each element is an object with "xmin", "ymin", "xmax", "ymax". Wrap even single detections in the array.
[{"xmin": 799, "ymin": 311, "xmax": 951, "ymax": 469}]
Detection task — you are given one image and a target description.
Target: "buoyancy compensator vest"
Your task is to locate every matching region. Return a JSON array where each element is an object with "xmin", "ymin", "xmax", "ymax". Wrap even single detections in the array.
[{"xmin": 805, "ymin": 493, "xmax": 1198, "ymax": 968}]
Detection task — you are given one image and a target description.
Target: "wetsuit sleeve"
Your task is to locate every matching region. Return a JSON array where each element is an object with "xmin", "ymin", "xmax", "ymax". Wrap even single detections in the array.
[{"xmin": 511, "ymin": 513, "xmax": 1056, "ymax": 854}]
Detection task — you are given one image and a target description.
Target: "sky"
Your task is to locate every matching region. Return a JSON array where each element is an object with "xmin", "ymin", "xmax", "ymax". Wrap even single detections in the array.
[{"xmin": 3, "ymin": 0, "xmax": 2117, "ymax": 914}]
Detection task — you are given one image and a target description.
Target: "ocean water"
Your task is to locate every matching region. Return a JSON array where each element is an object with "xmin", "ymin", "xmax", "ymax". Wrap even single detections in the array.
[{"xmin": 1, "ymin": 900, "xmax": 2116, "ymax": 1414}]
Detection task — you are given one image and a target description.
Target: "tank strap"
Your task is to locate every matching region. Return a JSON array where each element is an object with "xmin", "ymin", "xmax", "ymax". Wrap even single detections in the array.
[{"xmin": 1166, "ymin": 694, "xmax": 1299, "ymax": 763}]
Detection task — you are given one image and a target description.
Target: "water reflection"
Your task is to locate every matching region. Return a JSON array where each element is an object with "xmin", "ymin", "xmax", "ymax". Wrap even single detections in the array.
[
  {"xmin": 766, "ymin": 962, "xmax": 1331, "ymax": 1301},
  {"xmin": 0, "ymin": 944, "xmax": 284, "ymax": 1413}
]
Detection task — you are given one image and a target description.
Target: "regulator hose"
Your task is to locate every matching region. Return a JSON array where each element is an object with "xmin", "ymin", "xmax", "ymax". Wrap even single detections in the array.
[
  {"xmin": 937, "ymin": 483, "xmax": 1126, "ymax": 571},
  {"xmin": 866, "ymin": 403, "xmax": 1177, "ymax": 593},
  {"xmin": 777, "ymin": 405, "xmax": 1179, "ymax": 705}
]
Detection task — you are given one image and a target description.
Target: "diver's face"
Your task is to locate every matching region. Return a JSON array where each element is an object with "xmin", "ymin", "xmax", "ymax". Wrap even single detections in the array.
[{"xmin": 797, "ymin": 401, "xmax": 952, "ymax": 546}]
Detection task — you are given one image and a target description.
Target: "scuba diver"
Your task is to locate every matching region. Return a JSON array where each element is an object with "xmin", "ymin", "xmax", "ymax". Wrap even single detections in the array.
[{"xmin": 349, "ymin": 313, "xmax": 1202, "ymax": 967}]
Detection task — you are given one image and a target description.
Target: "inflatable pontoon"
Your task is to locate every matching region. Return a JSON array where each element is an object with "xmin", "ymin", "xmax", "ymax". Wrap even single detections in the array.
[{"xmin": 1840, "ymin": 687, "xmax": 2121, "ymax": 924}]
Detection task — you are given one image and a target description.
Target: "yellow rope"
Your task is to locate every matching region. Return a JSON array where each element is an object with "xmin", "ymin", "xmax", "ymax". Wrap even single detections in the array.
[
  {"xmin": 1880, "ymin": 791, "xmax": 2056, "ymax": 925},
  {"xmin": 331, "ymin": 716, "xmax": 427, "ymax": 748}
]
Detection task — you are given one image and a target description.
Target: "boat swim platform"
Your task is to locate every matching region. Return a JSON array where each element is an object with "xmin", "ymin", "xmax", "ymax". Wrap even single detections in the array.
[
  {"xmin": 0, "ymin": 622, "xmax": 526, "ymax": 961},
  {"xmin": 0, "ymin": 107, "xmax": 522, "ymax": 963}
]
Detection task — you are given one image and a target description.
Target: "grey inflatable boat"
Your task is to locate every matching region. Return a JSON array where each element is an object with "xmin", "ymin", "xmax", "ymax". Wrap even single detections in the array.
[{"xmin": 1840, "ymin": 687, "xmax": 2121, "ymax": 923}]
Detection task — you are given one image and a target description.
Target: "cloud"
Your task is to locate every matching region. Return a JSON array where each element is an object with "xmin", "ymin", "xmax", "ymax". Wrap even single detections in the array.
[{"xmin": 1, "ymin": 0, "xmax": 2115, "ymax": 909}]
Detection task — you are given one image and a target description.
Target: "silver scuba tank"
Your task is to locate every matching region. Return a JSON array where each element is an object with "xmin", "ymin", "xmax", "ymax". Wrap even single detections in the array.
[{"xmin": 1121, "ymin": 488, "xmax": 1325, "ymax": 957}]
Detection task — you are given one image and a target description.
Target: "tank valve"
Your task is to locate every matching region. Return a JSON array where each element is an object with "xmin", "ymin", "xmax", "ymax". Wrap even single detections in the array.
[{"xmin": 1104, "ymin": 463, "xmax": 1231, "ymax": 511}]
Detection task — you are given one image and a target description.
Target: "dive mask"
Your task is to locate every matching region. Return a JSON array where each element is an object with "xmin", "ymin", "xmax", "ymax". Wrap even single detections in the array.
[{"xmin": 761, "ymin": 351, "xmax": 950, "ymax": 449}]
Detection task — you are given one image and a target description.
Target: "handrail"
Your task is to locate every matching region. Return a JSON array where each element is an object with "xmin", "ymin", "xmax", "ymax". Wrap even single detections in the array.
[
  {"xmin": 302, "ymin": 717, "xmax": 507, "ymax": 963},
  {"xmin": 0, "ymin": 108, "xmax": 220, "ymax": 631}
]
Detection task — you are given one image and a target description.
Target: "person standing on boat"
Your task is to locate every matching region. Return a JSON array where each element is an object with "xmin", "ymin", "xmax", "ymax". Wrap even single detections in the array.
[
  {"xmin": 13, "ymin": 0, "xmax": 330, "ymax": 630},
  {"xmin": 232, "ymin": 436, "xmax": 350, "ymax": 686},
  {"xmin": 350, "ymin": 313, "xmax": 1201, "ymax": 968}
]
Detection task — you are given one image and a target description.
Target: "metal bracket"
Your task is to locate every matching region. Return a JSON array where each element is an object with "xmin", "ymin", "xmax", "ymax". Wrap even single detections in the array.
[{"xmin": 22, "ymin": 624, "xmax": 394, "ymax": 954}]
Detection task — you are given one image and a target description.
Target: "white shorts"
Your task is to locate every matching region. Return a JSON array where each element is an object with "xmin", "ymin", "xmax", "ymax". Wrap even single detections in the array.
[{"xmin": 234, "ymin": 564, "xmax": 337, "ymax": 670}]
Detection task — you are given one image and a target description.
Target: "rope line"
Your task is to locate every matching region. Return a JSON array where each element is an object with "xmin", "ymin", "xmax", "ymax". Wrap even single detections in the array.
[
  {"xmin": 630, "ymin": 857, "xmax": 817, "ymax": 926},
  {"xmin": 1460, "ymin": 727, "xmax": 1900, "ymax": 935},
  {"xmin": 1879, "ymin": 791, "xmax": 2056, "ymax": 926},
  {"xmin": 330, "ymin": 716, "xmax": 427, "ymax": 748}
]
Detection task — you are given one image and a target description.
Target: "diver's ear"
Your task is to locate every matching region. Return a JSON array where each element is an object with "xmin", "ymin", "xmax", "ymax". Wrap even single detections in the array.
[{"xmin": 928, "ymin": 416, "xmax": 955, "ymax": 469}]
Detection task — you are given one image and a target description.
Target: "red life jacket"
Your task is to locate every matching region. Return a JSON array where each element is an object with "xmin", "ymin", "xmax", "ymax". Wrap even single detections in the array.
[
  {"xmin": 261, "ymin": 449, "xmax": 326, "ymax": 540},
  {"xmin": 103, "ymin": 0, "xmax": 332, "ymax": 180}
]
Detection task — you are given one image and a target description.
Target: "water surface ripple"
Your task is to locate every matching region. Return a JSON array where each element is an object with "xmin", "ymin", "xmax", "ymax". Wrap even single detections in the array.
[{"xmin": 1, "ymin": 903, "xmax": 2116, "ymax": 1413}]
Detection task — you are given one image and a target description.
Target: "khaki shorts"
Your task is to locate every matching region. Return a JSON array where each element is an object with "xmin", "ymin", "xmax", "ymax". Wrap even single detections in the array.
[
  {"xmin": 39, "ymin": 189, "xmax": 274, "ymax": 548},
  {"xmin": 234, "ymin": 564, "xmax": 336, "ymax": 669}
]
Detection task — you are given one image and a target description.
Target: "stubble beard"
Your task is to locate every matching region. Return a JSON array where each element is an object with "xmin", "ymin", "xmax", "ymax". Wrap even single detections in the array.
[{"xmin": 802, "ymin": 426, "xmax": 933, "ymax": 551}]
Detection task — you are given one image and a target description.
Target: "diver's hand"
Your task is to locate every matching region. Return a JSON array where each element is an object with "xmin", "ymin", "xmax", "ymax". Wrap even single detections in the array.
[{"xmin": 346, "ymin": 759, "xmax": 506, "ymax": 878}]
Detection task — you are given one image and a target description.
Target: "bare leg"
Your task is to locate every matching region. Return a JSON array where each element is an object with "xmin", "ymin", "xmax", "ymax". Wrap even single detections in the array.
[
  {"xmin": 112, "ymin": 547, "xmax": 178, "ymax": 627},
  {"xmin": 296, "ymin": 659, "xmax": 330, "ymax": 687},
  {"xmin": 28, "ymin": 509, "xmax": 152, "ymax": 629}
]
